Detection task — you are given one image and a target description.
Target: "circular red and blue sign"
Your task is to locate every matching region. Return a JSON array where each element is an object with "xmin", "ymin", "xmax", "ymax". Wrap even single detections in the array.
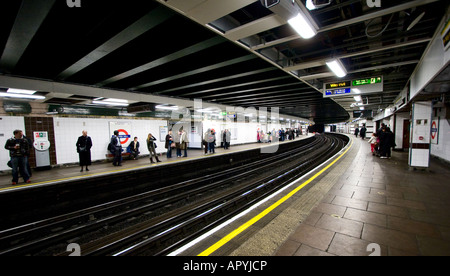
[{"xmin": 117, "ymin": 129, "xmax": 131, "ymax": 144}]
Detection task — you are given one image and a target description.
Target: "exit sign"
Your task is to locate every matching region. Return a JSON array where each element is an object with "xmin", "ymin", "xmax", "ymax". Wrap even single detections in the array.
[{"xmin": 352, "ymin": 77, "xmax": 382, "ymax": 86}]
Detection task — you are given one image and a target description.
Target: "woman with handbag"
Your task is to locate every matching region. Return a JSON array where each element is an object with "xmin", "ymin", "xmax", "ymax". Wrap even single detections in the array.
[
  {"xmin": 147, "ymin": 133, "xmax": 161, "ymax": 164},
  {"xmin": 76, "ymin": 130, "xmax": 92, "ymax": 172}
]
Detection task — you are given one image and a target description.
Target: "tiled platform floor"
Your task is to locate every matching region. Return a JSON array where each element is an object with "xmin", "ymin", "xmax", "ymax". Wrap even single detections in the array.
[{"xmin": 276, "ymin": 136, "xmax": 450, "ymax": 256}]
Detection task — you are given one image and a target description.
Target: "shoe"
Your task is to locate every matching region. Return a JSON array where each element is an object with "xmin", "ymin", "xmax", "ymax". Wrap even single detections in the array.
[
  {"xmin": 25, "ymin": 180, "xmax": 31, "ymax": 184},
  {"xmin": 381, "ymin": 156, "xmax": 387, "ymax": 159},
  {"xmin": 12, "ymin": 182, "xmax": 17, "ymax": 186},
  {"xmin": 86, "ymin": 167, "xmax": 89, "ymax": 171},
  {"xmin": 80, "ymin": 168, "xmax": 84, "ymax": 172}
]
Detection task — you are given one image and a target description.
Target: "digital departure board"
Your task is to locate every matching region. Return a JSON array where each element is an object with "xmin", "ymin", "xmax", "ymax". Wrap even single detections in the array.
[{"xmin": 325, "ymin": 81, "xmax": 351, "ymax": 90}]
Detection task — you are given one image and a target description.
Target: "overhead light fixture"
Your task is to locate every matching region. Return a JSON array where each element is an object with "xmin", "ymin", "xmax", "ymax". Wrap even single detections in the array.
[
  {"xmin": 155, "ymin": 105, "xmax": 178, "ymax": 111},
  {"xmin": 92, "ymin": 100, "xmax": 129, "ymax": 107},
  {"xmin": 359, "ymin": 107, "xmax": 365, "ymax": 110},
  {"xmin": 7, "ymin": 88, "xmax": 37, "ymax": 95},
  {"xmin": 102, "ymin": 98, "xmax": 128, "ymax": 104},
  {"xmin": 0, "ymin": 92, "xmax": 45, "ymax": 100},
  {"xmin": 326, "ymin": 59, "xmax": 347, "ymax": 78},
  {"xmin": 354, "ymin": 95, "xmax": 362, "ymax": 102},
  {"xmin": 306, "ymin": 0, "xmax": 332, "ymax": 11},
  {"xmin": 288, "ymin": 12, "xmax": 317, "ymax": 39}
]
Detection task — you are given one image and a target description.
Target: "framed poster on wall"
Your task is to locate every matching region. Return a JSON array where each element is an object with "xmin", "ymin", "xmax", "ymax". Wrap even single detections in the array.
[{"xmin": 160, "ymin": 126, "xmax": 168, "ymax": 142}]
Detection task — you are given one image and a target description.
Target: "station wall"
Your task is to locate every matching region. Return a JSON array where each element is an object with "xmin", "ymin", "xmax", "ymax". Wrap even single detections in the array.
[
  {"xmin": 430, "ymin": 107, "xmax": 450, "ymax": 163},
  {"xmin": 0, "ymin": 116, "xmax": 26, "ymax": 171},
  {"xmin": 53, "ymin": 117, "xmax": 168, "ymax": 165},
  {"xmin": 1, "ymin": 114, "xmax": 304, "ymax": 172}
]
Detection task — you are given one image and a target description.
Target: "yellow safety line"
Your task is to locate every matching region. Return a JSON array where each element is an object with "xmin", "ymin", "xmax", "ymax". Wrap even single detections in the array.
[
  {"xmin": 0, "ymin": 140, "xmax": 296, "ymax": 192},
  {"xmin": 198, "ymin": 138, "xmax": 353, "ymax": 256}
]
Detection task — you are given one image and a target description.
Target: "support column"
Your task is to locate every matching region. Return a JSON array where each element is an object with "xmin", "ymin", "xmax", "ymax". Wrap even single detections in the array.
[{"xmin": 409, "ymin": 101, "xmax": 432, "ymax": 169}]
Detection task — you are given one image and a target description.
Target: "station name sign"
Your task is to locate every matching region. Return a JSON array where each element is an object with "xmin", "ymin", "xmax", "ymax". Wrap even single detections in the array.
[{"xmin": 323, "ymin": 76, "xmax": 383, "ymax": 98}]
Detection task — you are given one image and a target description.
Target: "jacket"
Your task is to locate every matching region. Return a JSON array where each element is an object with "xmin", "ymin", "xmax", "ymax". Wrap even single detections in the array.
[{"xmin": 5, "ymin": 137, "xmax": 30, "ymax": 157}]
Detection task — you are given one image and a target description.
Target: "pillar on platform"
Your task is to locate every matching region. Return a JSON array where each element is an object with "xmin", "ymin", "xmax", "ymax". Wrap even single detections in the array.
[{"xmin": 408, "ymin": 101, "xmax": 432, "ymax": 169}]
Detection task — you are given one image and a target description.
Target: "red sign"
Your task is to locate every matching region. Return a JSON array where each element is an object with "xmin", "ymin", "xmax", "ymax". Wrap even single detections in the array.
[
  {"xmin": 117, "ymin": 129, "xmax": 131, "ymax": 144},
  {"xmin": 431, "ymin": 121, "xmax": 438, "ymax": 140}
]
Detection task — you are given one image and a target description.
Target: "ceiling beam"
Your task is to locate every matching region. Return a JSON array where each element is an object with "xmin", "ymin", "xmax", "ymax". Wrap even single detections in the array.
[
  {"xmin": 224, "ymin": 14, "xmax": 286, "ymax": 42},
  {"xmin": 132, "ymin": 55, "xmax": 257, "ymax": 91},
  {"xmin": 251, "ymin": 0, "xmax": 440, "ymax": 50},
  {"xmin": 57, "ymin": 6, "xmax": 174, "ymax": 80},
  {"xmin": 97, "ymin": 36, "xmax": 225, "ymax": 87},
  {"xmin": 0, "ymin": 0, "xmax": 56, "ymax": 73},
  {"xmin": 155, "ymin": 67, "xmax": 277, "ymax": 94},
  {"xmin": 284, "ymin": 38, "xmax": 430, "ymax": 72}
]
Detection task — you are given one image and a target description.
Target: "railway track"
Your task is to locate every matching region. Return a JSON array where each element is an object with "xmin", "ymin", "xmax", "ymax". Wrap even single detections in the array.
[{"xmin": 0, "ymin": 133, "xmax": 348, "ymax": 256}]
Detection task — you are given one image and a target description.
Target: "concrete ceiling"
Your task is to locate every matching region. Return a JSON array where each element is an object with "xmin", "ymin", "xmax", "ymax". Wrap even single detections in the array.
[{"xmin": 0, "ymin": 0, "xmax": 448, "ymax": 124}]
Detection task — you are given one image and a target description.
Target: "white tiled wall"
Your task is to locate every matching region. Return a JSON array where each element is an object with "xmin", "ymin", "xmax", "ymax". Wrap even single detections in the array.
[
  {"xmin": 0, "ymin": 116, "xmax": 26, "ymax": 171},
  {"xmin": 430, "ymin": 108, "xmax": 450, "ymax": 163},
  {"xmin": 54, "ymin": 117, "xmax": 167, "ymax": 164}
]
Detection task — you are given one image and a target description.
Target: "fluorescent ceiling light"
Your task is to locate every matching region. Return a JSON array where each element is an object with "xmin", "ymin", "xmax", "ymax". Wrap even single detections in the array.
[
  {"xmin": 102, "ymin": 98, "xmax": 128, "ymax": 104},
  {"xmin": 353, "ymin": 95, "xmax": 362, "ymax": 102},
  {"xmin": 0, "ymin": 92, "xmax": 45, "ymax": 100},
  {"xmin": 360, "ymin": 107, "xmax": 365, "ymax": 110},
  {"xmin": 326, "ymin": 59, "xmax": 347, "ymax": 78},
  {"xmin": 92, "ymin": 100, "xmax": 129, "ymax": 107},
  {"xmin": 197, "ymin": 109, "xmax": 213, "ymax": 113},
  {"xmin": 288, "ymin": 12, "xmax": 317, "ymax": 39},
  {"xmin": 7, "ymin": 88, "xmax": 36, "ymax": 95},
  {"xmin": 306, "ymin": 0, "xmax": 332, "ymax": 10},
  {"xmin": 155, "ymin": 105, "xmax": 178, "ymax": 111}
]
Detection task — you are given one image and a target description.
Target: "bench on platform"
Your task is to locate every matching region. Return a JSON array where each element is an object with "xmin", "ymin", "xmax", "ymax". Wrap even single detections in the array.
[{"xmin": 105, "ymin": 152, "xmax": 132, "ymax": 160}]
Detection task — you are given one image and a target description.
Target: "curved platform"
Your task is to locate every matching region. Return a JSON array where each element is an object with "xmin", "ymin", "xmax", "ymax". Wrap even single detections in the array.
[{"xmin": 173, "ymin": 135, "xmax": 450, "ymax": 256}]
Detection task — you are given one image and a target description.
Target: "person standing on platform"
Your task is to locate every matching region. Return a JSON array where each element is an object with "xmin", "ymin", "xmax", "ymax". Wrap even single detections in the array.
[
  {"xmin": 360, "ymin": 124, "xmax": 367, "ymax": 140},
  {"xmin": 354, "ymin": 127, "xmax": 360, "ymax": 137},
  {"xmin": 4, "ymin": 130, "xmax": 31, "ymax": 185},
  {"xmin": 180, "ymin": 129, "xmax": 189, "ymax": 157},
  {"xmin": 165, "ymin": 130, "xmax": 174, "ymax": 159},
  {"xmin": 207, "ymin": 129, "xmax": 216, "ymax": 154},
  {"xmin": 147, "ymin": 133, "xmax": 161, "ymax": 164},
  {"xmin": 225, "ymin": 129, "xmax": 231, "ymax": 149},
  {"xmin": 110, "ymin": 130, "xmax": 122, "ymax": 166},
  {"xmin": 203, "ymin": 129, "xmax": 210, "ymax": 154},
  {"xmin": 76, "ymin": 130, "xmax": 92, "ymax": 172},
  {"xmin": 368, "ymin": 133, "xmax": 378, "ymax": 156}
]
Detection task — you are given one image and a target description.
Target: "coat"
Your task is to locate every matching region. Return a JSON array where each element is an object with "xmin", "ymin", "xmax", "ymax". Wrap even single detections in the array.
[
  {"xmin": 180, "ymin": 131, "xmax": 189, "ymax": 150},
  {"xmin": 76, "ymin": 136, "xmax": 92, "ymax": 166}
]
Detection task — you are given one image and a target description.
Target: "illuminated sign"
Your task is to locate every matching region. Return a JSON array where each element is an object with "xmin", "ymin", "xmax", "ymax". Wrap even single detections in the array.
[
  {"xmin": 325, "ymin": 81, "xmax": 351, "ymax": 90},
  {"xmin": 352, "ymin": 77, "xmax": 382, "ymax": 86},
  {"xmin": 325, "ymin": 88, "xmax": 351, "ymax": 96}
]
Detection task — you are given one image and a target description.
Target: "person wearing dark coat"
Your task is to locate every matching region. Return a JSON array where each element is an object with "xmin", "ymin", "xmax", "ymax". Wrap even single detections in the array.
[
  {"xmin": 5, "ymin": 130, "xmax": 31, "ymax": 185},
  {"xmin": 76, "ymin": 130, "xmax": 93, "ymax": 172},
  {"xmin": 354, "ymin": 127, "xmax": 359, "ymax": 137},
  {"xmin": 165, "ymin": 130, "xmax": 173, "ymax": 158},
  {"xmin": 360, "ymin": 125, "xmax": 367, "ymax": 140},
  {"xmin": 128, "ymin": 137, "xmax": 140, "ymax": 160},
  {"xmin": 378, "ymin": 126, "xmax": 395, "ymax": 159},
  {"xmin": 147, "ymin": 133, "xmax": 161, "ymax": 164},
  {"xmin": 110, "ymin": 130, "xmax": 122, "ymax": 166}
]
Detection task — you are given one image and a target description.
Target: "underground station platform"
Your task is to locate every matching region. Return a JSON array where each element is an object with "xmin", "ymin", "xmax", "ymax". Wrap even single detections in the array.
[{"xmin": 1, "ymin": 134, "xmax": 449, "ymax": 257}]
